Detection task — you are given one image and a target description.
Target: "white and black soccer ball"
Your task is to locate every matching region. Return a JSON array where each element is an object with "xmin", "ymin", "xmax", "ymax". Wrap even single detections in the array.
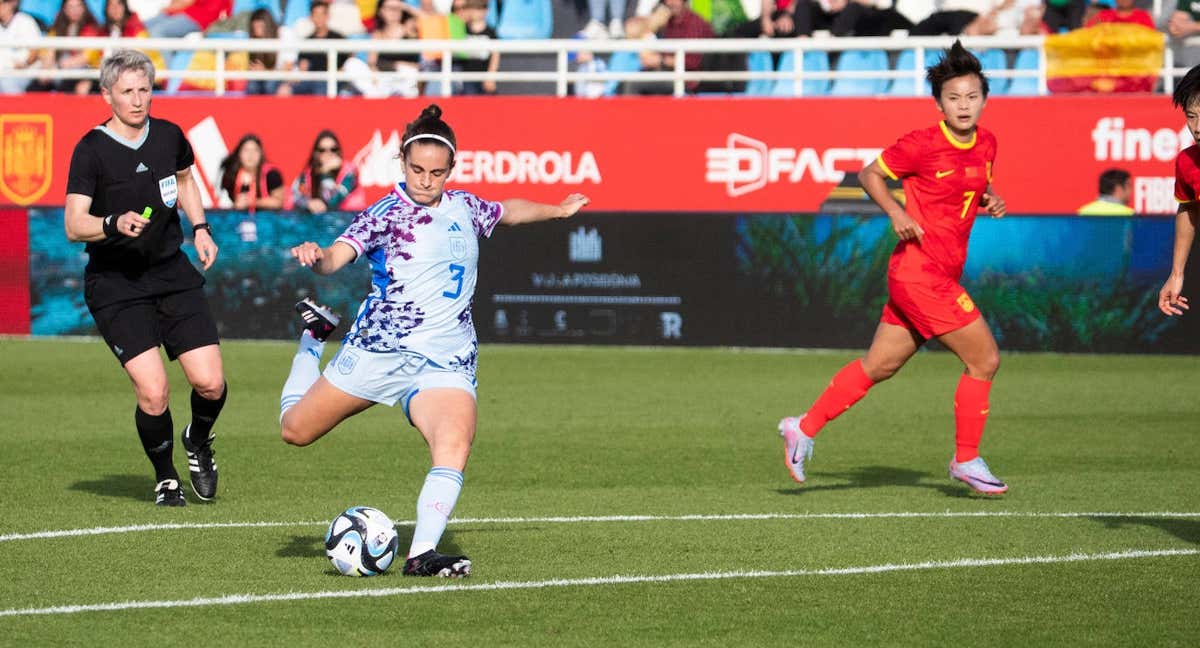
[{"xmin": 324, "ymin": 506, "xmax": 400, "ymax": 577}]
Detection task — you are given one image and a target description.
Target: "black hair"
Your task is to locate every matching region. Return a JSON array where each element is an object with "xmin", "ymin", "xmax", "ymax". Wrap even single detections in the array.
[
  {"xmin": 1098, "ymin": 168, "xmax": 1131, "ymax": 196},
  {"xmin": 1173, "ymin": 64, "xmax": 1200, "ymax": 110},
  {"xmin": 307, "ymin": 129, "xmax": 342, "ymax": 199},
  {"xmin": 401, "ymin": 104, "xmax": 457, "ymax": 166},
  {"xmin": 219, "ymin": 133, "xmax": 267, "ymax": 198},
  {"xmin": 927, "ymin": 40, "xmax": 989, "ymax": 100}
]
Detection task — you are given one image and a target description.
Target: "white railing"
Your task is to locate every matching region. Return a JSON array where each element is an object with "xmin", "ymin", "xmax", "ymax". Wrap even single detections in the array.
[{"xmin": 0, "ymin": 33, "xmax": 1173, "ymax": 98}]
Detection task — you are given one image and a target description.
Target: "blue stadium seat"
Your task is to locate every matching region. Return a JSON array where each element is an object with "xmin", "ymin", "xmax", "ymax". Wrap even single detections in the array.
[
  {"xmin": 165, "ymin": 50, "xmax": 195, "ymax": 95},
  {"xmin": 743, "ymin": 50, "xmax": 773, "ymax": 96},
  {"xmin": 1007, "ymin": 48, "xmax": 1040, "ymax": 95},
  {"xmin": 85, "ymin": 0, "xmax": 106, "ymax": 24},
  {"xmin": 602, "ymin": 50, "xmax": 641, "ymax": 97},
  {"xmin": 234, "ymin": 0, "xmax": 284, "ymax": 22},
  {"xmin": 975, "ymin": 48, "xmax": 1008, "ymax": 95},
  {"xmin": 21, "ymin": 0, "xmax": 59, "ymax": 27},
  {"xmin": 487, "ymin": 0, "xmax": 498, "ymax": 29},
  {"xmin": 887, "ymin": 48, "xmax": 943, "ymax": 97},
  {"xmin": 284, "ymin": 0, "xmax": 312, "ymax": 27},
  {"xmin": 496, "ymin": 0, "xmax": 553, "ymax": 40},
  {"xmin": 829, "ymin": 49, "xmax": 888, "ymax": 96},
  {"xmin": 770, "ymin": 50, "xmax": 829, "ymax": 97}
]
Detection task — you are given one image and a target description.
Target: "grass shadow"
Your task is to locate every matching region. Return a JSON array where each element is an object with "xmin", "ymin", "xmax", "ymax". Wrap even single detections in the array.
[
  {"xmin": 1090, "ymin": 516, "xmax": 1200, "ymax": 546},
  {"xmin": 68, "ymin": 473, "xmax": 151, "ymax": 502},
  {"xmin": 776, "ymin": 465, "xmax": 982, "ymax": 499}
]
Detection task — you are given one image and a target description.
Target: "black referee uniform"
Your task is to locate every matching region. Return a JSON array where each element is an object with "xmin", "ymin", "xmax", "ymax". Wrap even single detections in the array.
[{"xmin": 67, "ymin": 116, "xmax": 219, "ymax": 365}]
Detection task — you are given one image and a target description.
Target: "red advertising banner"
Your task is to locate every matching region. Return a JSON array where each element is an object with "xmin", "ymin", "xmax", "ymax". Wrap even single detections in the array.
[
  {"xmin": 0, "ymin": 208, "xmax": 31, "ymax": 335},
  {"xmin": 0, "ymin": 94, "xmax": 1186, "ymax": 214}
]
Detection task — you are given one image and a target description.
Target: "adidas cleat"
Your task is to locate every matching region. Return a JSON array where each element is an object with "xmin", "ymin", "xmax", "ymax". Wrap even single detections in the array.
[
  {"xmin": 182, "ymin": 424, "xmax": 218, "ymax": 501},
  {"xmin": 949, "ymin": 456, "xmax": 1008, "ymax": 495},
  {"xmin": 402, "ymin": 550, "xmax": 471, "ymax": 578},
  {"xmin": 295, "ymin": 298, "xmax": 341, "ymax": 342},
  {"xmin": 778, "ymin": 415, "xmax": 813, "ymax": 484},
  {"xmin": 154, "ymin": 479, "xmax": 187, "ymax": 507}
]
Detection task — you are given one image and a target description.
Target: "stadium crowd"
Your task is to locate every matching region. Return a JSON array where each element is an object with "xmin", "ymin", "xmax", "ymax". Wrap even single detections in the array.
[{"xmin": 0, "ymin": 0, "xmax": 1179, "ymax": 95}]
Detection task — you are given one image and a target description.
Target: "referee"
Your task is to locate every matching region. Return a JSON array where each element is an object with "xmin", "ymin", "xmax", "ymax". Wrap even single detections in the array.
[{"xmin": 64, "ymin": 50, "xmax": 227, "ymax": 507}]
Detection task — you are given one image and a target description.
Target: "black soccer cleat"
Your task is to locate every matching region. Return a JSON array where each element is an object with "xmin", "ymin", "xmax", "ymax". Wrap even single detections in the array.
[
  {"xmin": 181, "ymin": 424, "xmax": 218, "ymax": 501},
  {"xmin": 402, "ymin": 550, "xmax": 471, "ymax": 578},
  {"xmin": 154, "ymin": 479, "xmax": 187, "ymax": 507},
  {"xmin": 295, "ymin": 298, "xmax": 341, "ymax": 342}
]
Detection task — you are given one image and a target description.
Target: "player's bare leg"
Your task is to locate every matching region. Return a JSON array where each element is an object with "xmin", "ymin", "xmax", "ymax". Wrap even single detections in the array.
[
  {"xmin": 403, "ymin": 388, "xmax": 476, "ymax": 577},
  {"xmin": 123, "ymin": 348, "xmax": 184, "ymax": 505},
  {"xmin": 937, "ymin": 318, "xmax": 1007, "ymax": 494},
  {"xmin": 279, "ymin": 378, "xmax": 374, "ymax": 446},
  {"xmin": 781, "ymin": 322, "xmax": 923, "ymax": 483},
  {"xmin": 860, "ymin": 322, "xmax": 924, "ymax": 382}
]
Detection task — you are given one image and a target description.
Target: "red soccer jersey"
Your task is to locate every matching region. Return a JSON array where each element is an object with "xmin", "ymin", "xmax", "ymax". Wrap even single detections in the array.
[
  {"xmin": 1173, "ymin": 144, "xmax": 1200, "ymax": 204},
  {"xmin": 877, "ymin": 121, "xmax": 997, "ymax": 282}
]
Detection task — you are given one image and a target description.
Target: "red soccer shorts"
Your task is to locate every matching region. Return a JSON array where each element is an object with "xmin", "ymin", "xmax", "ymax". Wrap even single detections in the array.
[{"xmin": 880, "ymin": 274, "xmax": 982, "ymax": 339}]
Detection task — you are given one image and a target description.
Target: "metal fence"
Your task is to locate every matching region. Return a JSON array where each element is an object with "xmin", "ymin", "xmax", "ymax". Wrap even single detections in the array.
[{"xmin": 1, "ymin": 33, "xmax": 1178, "ymax": 98}]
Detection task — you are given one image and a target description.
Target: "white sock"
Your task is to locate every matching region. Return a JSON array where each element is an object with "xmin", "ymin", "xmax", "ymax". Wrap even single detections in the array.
[
  {"xmin": 407, "ymin": 467, "xmax": 464, "ymax": 557},
  {"xmin": 279, "ymin": 331, "xmax": 324, "ymax": 421}
]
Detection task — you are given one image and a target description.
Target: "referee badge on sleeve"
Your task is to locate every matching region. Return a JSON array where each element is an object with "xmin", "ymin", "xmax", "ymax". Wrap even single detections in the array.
[{"xmin": 158, "ymin": 175, "xmax": 178, "ymax": 208}]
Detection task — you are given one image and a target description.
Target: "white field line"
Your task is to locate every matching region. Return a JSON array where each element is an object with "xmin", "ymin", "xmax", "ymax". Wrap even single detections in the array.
[
  {"xmin": 2, "ymin": 511, "xmax": 1199, "ymax": 543},
  {"xmin": 0, "ymin": 548, "xmax": 1195, "ymax": 618}
]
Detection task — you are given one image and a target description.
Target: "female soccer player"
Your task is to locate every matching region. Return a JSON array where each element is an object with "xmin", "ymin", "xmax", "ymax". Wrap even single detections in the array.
[
  {"xmin": 278, "ymin": 104, "xmax": 590, "ymax": 577},
  {"xmin": 778, "ymin": 41, "xmax": 1009, "ymax": 495},
  {"xmin": 1159, "ymin": 64, "xmax": 1200, "ymax": 318}
]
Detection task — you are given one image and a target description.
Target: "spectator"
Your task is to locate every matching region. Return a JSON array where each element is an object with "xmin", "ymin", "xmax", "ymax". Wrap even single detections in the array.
[
  {"xmin": 0, "ymin": 0, "xmax": 44, "ymax": 94},
  {"xmin": 730, "ymin": 0, "xmax": 802, "ymax": 40},
  {"xmin": 910, "ymin": 0, "xmax": 1012, "ymax": 35},
  {"xmin": 1043, "ymin": 0, "xmax": 1086, "ymax": 31},
  {"xmin": 1167, "ymin": 0, "xmax": 1200, "ymax": 72},
  {"xmin": 293, "ymin": 0, "xmax": 367, "ymax": 34},
  {"xmin": 453, "ymin": 0, "xmax": 498, "ymax": 95},
  {"xmin": 582, "ymin": 0, "xmax": 628, "ymax": 38},
  {"xmin": 344, "ymin": 0, "xmax": 420, "ymax": 97},
  {"xmin": 244, "ymin": 8, "xmax": 296, "ymax": 95},
  {"xmin": 33, "ymin": 0, "xmax": 100, "ymax": 94},
  {"xmin": 282, "ymin": 0, "xmax": 352, "ymax": 96},
  {"xmin": 1085, "ymin": 0, "xmax": 1153, "ymax": 27},
  {"xmin": 289, "ymin": 130, "xmax": 366, "ymax": 214},
  {"xmin": 636, "ymin": 0, "xmax": 714, "ymax": 94},
  {"xmin": 219, "ymin": 133, "xmax": 286, "ymax": 211},
  {"xmin": 820, "ymin": 0, "xmax": 914, "ymax": 37},
  {"xmin": 1077, "ymin": 168, "xmax": 1135, "ymax": 215},
  {"xmin": 143, "ymin": 0, "xmax": 231, "ymax": 37},
  {"xmin": 82, "ymin": 0, "xmax": 167, "ymax": 77}
]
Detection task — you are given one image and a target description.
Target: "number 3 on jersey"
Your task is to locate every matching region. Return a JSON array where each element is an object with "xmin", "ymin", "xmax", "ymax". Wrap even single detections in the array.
[{"xmin": 443, "ymin": 264, "xmax": 465, "ymax": 298}]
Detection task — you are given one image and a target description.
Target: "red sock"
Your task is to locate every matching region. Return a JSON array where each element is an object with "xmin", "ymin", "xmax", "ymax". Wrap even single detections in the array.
[
  {"xmin": 799, "ymin": 360, "xmax": 875, "ymax": 438},
  {"xmin": 954, "ymin": 374, "xmax": 992, "ymax": 463}
]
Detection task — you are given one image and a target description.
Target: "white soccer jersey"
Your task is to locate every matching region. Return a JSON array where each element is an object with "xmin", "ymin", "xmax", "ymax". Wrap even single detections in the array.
[{"xmin": 335, "ymin": 183, "xmax": 504, "ymax": 373}]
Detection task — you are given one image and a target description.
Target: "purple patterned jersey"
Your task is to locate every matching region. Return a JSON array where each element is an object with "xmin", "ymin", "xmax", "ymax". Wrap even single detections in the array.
[{"xmin": 334, "ymin": 184, "xmax": 504, "ymax": 373}]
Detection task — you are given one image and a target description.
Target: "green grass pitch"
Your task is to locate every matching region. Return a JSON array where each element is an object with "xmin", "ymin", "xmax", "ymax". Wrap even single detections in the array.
[{"xmin": 1, "ymin": 338, "xmax": 1198, "ymax": 645}]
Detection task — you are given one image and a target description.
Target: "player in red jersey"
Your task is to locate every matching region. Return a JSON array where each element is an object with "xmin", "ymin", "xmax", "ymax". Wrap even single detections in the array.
[
  {"xmin": 777, "ymin": 41, "xmax": 1009, "ymax": 495},
  {"xmin": 1159, "ymin": 64, "xmax": 1200, "ymax": 317}
]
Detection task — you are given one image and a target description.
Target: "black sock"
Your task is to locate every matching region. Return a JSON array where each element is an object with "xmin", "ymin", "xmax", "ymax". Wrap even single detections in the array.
[
  {"xmin": 188, "ymin": 383, "xmax": 227, "ymax": 447},
  {"xmin": 135, "ymin": 407, "xmax": 177, "ymax": 483}
]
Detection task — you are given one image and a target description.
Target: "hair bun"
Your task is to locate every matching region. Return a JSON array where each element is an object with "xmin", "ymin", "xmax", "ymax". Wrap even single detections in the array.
[{"xmin": 421, "ymin": 104, "xmax": 443, "ymax": 120}]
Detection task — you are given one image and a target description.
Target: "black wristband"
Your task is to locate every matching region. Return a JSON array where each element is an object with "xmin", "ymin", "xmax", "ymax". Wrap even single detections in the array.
[
  {"xmin": 192, "ymin": 222, "xmax": 212, "ymax": 236},
  {"xmin": 102, "ymin": 214, "xmax": 121, "ymax": 239}
]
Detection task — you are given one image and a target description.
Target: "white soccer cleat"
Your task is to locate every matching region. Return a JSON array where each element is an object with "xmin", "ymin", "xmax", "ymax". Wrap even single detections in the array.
[
  {"xmin": 949, "ymin": 456, "xmax": 1008, "ymax": 495},
  {"xmin": 778, "ymin": 415, "xmax": 813, "ymax": 484}
]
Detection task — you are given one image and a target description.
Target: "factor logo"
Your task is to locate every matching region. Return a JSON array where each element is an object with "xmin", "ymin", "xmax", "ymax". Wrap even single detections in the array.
[{"xmin": 0, "ymin": 114, "xmax": 53, "ymax": 206}]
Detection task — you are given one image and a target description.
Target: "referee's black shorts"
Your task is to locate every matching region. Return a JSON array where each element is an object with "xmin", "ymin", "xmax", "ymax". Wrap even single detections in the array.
[{"xmin": 88, "ymin": 286, "xmax": 220, "ymax": 366}]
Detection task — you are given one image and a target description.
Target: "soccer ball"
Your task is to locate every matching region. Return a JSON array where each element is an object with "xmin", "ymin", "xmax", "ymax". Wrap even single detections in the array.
[{"xmin": 324, "ymin": 506, "xmax": 401, "ymax": 577}]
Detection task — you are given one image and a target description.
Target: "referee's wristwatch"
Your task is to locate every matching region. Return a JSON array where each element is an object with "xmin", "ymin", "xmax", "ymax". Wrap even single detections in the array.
[{"xmin": 192, "ymin": 222, "xmax": 213, "ymax": 236}]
